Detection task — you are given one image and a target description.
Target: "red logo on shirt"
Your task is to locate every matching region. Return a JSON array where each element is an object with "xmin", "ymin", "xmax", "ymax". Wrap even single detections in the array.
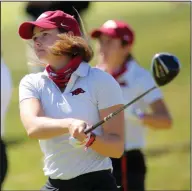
[{"xmin": 71, "ymin": 88, "xmax": 85, "ymax": 96}]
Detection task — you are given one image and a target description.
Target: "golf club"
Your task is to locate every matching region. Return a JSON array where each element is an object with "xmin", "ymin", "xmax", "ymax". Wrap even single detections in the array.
[{"xmin": 84, "ymin": 52, "xmax": 180, "ymax": 134}]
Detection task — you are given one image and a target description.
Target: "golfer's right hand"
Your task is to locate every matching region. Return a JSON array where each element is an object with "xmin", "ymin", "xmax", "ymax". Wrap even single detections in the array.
[{"xmin": 68, "ymin": 119, "xmax": 88, "ymax": 142}]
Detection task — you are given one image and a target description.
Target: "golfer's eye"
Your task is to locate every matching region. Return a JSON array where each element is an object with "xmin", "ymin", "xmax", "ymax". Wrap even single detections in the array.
[
  {"xmin": 98, "ymin": 39, "xmax": 105, "ymax": 46},
  {"xmin": 42, "ymin": 32, "xmax": 49, "ymax": 37},
  {"xmin": 32, "ymin": 36, "xmax": 37, "ymax": 41}
]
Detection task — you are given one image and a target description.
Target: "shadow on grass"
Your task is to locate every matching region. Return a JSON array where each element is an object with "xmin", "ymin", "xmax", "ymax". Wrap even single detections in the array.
[
  {"xmin": 5, "ymin": 136, "xmax": 190, "ymax": 157},
  {"xmin": 4, "ymin": 136, "xmax": 27, "ymax": 147},
  {"xmin": 145, "ymin": 142, "xmax": 190, "ymax": 157}
]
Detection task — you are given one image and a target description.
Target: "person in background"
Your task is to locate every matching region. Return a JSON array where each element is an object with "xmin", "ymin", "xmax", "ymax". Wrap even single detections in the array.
[
  {"xmin": 25, "ymin": 1, "xmax": 90, "ymax": 24},
  {"xmin": 90, "ymin": 20, "xmax": 173, "ymax": 191},
  {"xmin": 24, "ymin": 1, "xmax": 90, "ymax": 73},
  {"xmin": 1, "ymin": 57, "xmax": 13, "ymax": 189},
  {"xmin": 18, "ymin": 10, "xmax": 125, "ymax": 191}
]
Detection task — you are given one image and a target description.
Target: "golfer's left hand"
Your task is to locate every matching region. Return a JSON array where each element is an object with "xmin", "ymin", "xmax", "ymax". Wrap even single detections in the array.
[{"xmin": 68, "ymin": 119, "xmax": 88, "ymax": 142}]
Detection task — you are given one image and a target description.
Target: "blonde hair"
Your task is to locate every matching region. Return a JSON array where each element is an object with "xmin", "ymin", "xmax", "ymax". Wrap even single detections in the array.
[{"xmin": 49, "ymin": 33, "xmax": 94, "ymax": 62}]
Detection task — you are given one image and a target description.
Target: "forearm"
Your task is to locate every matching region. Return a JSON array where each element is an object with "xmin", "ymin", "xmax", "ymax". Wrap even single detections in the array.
[
  {"xmin": 27, "ymin": 117, "xmax": 73, "ymax": 139},
  {"xmin": 90, "ymin": 134, "xmax": 124, "ymax": 158},
  {"xmin": 142, "ymin": 114, "xmax": 172, "ymax": 129}
]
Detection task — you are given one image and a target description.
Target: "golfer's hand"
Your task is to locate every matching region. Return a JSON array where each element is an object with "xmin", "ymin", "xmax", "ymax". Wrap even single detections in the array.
[{"xmin": 68, "ymin": 120, "xmax": 88, "ymax": 142}]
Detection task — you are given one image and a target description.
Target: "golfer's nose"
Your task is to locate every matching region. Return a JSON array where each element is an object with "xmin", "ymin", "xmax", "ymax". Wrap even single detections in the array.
[{"xmin": 34, "ymin": 40, "xmax": 42, "ymax": 47}]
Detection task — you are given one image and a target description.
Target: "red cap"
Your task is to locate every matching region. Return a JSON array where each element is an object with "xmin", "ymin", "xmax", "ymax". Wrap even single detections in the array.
[
  {"xmin": 19, "ymin": 10, "xmax": 81, "ymax": 40},
  {"xmin": 91, "ymin": 20, "xmax": 134, "ymax": 45}
]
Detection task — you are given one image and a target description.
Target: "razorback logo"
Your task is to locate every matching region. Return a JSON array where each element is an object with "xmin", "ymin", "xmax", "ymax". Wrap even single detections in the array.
[{"xmin": 71, "ymin": 88, "xmax": 85, "ymax": 96}]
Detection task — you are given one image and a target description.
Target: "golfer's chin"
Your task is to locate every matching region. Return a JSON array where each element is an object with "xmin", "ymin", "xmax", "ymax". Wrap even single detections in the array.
[
  {"xmin": 103, "ymin": 55, "xmax": 113, "ymax": 64},
  {"xmin": 36, "ymin": 50, "xmax": 47, "ymax": 59},
  {"xmin": 36, "ymin": 53, "xmax": 48, "ymax": 64},
  {"xmin": 100, "ymin": 56, "xmax": 108, "ymax": 65}
]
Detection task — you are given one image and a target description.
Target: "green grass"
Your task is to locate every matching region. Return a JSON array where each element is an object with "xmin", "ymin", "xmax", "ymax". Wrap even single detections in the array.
[{"xmin": 1, "ymin": 2, "xmax": 190, "ymax": 190}]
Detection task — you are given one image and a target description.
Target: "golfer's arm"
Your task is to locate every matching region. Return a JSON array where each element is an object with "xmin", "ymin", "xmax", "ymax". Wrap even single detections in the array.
[
  {"xmin": 91, "ymin": 134, "xmax": 124, "ymax": 158},
  {"xmin": 91, "ymin": 105, "xmax": 125, "ymax": 158},
  {"xmin": 20, "ymin": 98, "xmax": 72, "ymax": 139},
  {"xmin": 142, "ymin": 99, "xmax": 172, "ymax": 129},
  {"xmin": 25, "ymin": 117, "xmax": 72, "ymax": 139}
]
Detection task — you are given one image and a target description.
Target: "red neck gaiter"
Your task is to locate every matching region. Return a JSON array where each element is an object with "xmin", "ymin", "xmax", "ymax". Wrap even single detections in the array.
[
  {"xmin": 110, "ymin": 61, "xmax": 127, "ymax": 80},
  {"xmin": 97, "ymin": 60, "xmax": 127, "ymax": 79},
  {"xmin": 46, "ymin": 56, "xmax": 82, "ymax": 88},
  {"xmin": 97, "ymin": 60, "xmax": 128, "ymax": 86}
]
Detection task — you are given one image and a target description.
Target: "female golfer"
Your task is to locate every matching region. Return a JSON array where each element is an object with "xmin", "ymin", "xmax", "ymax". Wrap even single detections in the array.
[
  {"xmin": 90, "ymin": 20, "xmax": 172, "ymax": 191},
  {"xmin": 18, "ymin": 11, "xmax": 125, "ymax": 191}
]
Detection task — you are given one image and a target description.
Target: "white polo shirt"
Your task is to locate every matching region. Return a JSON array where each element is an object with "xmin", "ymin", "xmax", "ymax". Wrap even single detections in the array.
[
  {"xmin": 1, "ymin": 59, "xmax": 12, "ymax": 137},
  {"xmin": 98, "ymin": 60, "xmax": 163, "ymax": 151},
  {"xmin": 19, "ymin": 62, "xmax": 124, "ymax": 180},
  {"xmin": 118, "ymin": 60, "xmax": 163, "ymax": 150}
]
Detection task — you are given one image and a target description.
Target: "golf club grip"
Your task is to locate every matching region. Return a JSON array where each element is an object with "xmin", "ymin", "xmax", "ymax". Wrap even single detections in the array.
[{"xmin": 84, "ymin": 86, "xmax": 157, "ymax": 134}]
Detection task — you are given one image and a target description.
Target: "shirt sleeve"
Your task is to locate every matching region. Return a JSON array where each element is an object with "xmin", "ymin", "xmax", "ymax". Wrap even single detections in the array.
[
  {"xmin": 1, "ymin": 62, "xmax": 12, "ymax": 117},
  {"xmin": 93, "ymin": 69, "xmax": 125, "ymax": 110},
  {"xmin": 1, "ymin": 61, "xmax": 13, "ymax": 136},
  {"xmin": 139, "ymin": 71, "xmax": 163, "ymax": 104},
  {"xmin": 19, "ymin": 74, "xmax": 40, "ymax": 103}
]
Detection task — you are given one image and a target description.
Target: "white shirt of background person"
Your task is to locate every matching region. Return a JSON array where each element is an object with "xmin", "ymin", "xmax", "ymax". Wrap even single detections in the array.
[
  {"xmin": 1, "ymin": 58, "xmax": 13, "ymax": 137},
  {"xmin": 115, "ymin": 60, "xmax": 163, "ymax": 151}
]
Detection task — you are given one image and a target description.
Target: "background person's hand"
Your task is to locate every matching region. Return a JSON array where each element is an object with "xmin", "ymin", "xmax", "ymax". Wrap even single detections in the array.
[{"xmin": 125, "ymin": 107, "xmax": 145, "ymax": 125}]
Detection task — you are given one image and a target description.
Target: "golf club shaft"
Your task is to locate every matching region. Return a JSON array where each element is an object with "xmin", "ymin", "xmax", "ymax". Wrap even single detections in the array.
[{"xmin": 84, "ymin": 86, "xmax": 157, "ymax": 134}]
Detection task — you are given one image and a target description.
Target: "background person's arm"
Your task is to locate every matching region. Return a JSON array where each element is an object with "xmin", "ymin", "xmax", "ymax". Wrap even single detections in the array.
[
  {"xmin": 141, "ymin": 99, "xmax": 172, "ymax": 129},
  {"xmin": 135, "ymin": 70, "xmax": 172, "ymax": 129}
]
